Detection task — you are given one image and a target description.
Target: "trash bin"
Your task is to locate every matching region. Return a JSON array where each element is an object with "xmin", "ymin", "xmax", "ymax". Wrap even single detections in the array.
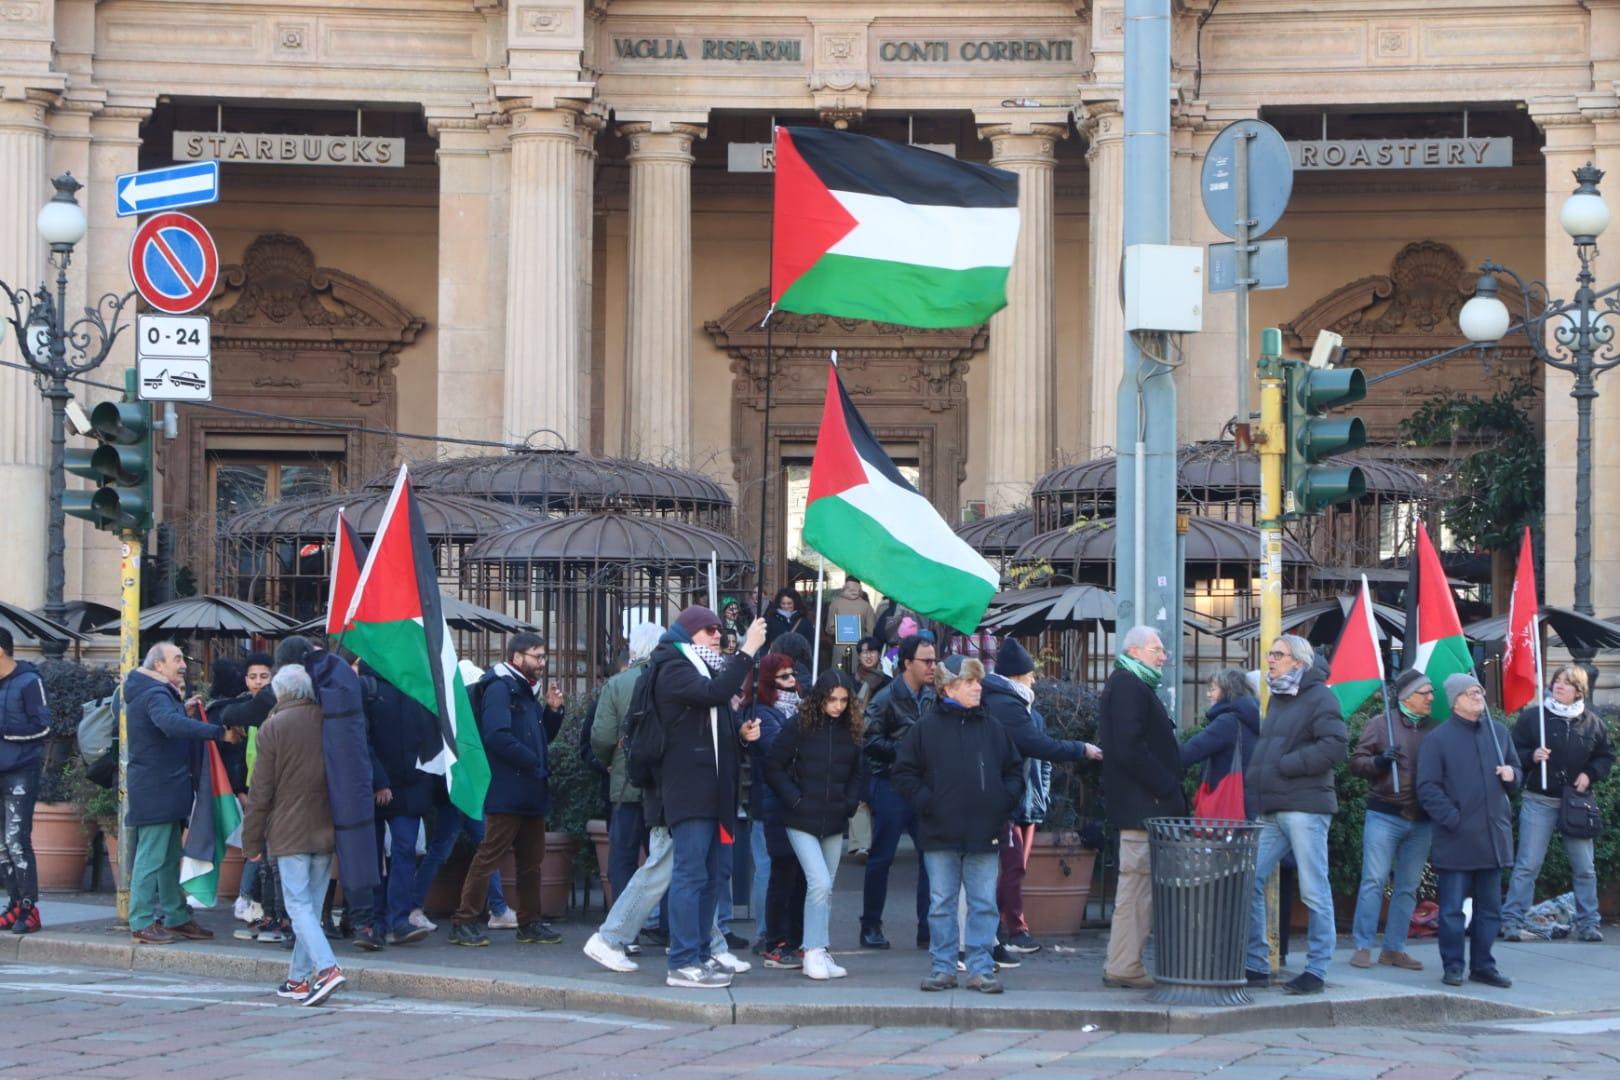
[{"xmin": 1144, "ymin": 817, "xmax": 1264, "ymax": 1007}]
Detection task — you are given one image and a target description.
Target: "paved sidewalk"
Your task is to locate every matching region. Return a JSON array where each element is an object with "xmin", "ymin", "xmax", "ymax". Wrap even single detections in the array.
[{"xmin": 9, "ymin": 877, "xmax": 1614, "ymax": 1034}]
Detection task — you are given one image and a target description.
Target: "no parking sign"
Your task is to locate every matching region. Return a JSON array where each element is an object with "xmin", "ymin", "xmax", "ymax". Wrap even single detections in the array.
[{"xmin": 128, "ymin": 212, "xmax": 219, "ymax": 315}]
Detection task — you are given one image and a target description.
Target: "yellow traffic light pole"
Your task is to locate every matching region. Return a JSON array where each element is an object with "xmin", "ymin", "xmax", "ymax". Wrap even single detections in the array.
[
  {"xmin": 115, "ymin": 532, "xmax": 140, "ymax": 922},
  {"xmin": 1256, "ymin": 328, "xmax": 1287, "ymax": 973}
]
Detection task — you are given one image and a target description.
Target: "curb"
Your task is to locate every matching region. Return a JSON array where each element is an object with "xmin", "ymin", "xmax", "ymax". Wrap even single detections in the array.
[{"xmin": 8, "ymin": 934, "xmax": 1549, "ymax": 1033}]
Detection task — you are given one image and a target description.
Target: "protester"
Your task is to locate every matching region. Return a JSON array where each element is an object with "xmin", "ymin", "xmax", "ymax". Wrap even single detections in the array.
[
  {"xmin": 591, "ymin": 623, "xmax": 666, "ymax": 944},
  {"xmin": 854, "ymin": 637, "xmax": 891, "ymax": 704},
  {"xmin": 450, "ymin": 633, "xmax": 564, "ymax": 948},
  {"xmin": 744, "ymin": 654, "xmax": 803, "ymax": 968},
  {"xmin": 218, "ymin": 652, "xmax": 272, "ymax": 925},
  {"xmin": 893, "ymin": 656, "xmax": 1023, "ymax": 995},
  {"xmin": 357, "ymin": 660, "xmax": 440, "ymax": 945},
  {"xmin": 1502, "ymin": 665, "xmax": 1613, "ymax": 943},
  {"xmin": 650, "ymin": 607, "xmax": 767, "ymax": 989},
  {"xmin": 1244, "ymin": 635, "xmax": 1348, "ymax": 995},
  {"xmin": 769, "ymin": 631, "xmax": 814, "ymax": 688},
  {"xmin": 823, "ymin": 578, "xmax": 876, "ymax": 667},
  {"xmin": 0, "ymin": 628, "xmax": 48, "ymax": 935},
  {"xmin": 767, "ymin": 669, "xmax": 866, "ymax": 980},
  {"xmin": 860, "ymin": 634, "xmax": 937, "ymax": 949},
  {"xmin": 1347, "ymin": 669, "xmax": 1436, "ymax": 971},
  {"xmin": 1416, "ymin": 673, "xmax": 1519, "ymax": 987},
  {"xmin": 983, "ymin": 638, "xmax": 1101, "ymax": 961},
  {"xmin": 764, "ymin": 588, "xmax": 809, "ymax": 649},
  {"xmin": 125, "ymin": 642, "xmax": 231, "ymax": 945},
  {"xmin": 239, "ymin": 664, "xmax": 346, "ymax": 1006},
  {"xmin": 720, "ymin": 597, "xmax": 752, "ymax": 641},
  {"xmin": 411, "ymin": 796, "xmax": 511, "ymax": 933},
  {"xmin": 1097, "ymin": 626, "xmax": 1183, "ymax": 990}
]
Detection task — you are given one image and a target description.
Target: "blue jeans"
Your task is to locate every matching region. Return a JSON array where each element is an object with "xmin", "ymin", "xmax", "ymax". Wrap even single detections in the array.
[
  {"xmin": 788, "ymin": 829, "xmax": 844, "ymax": 951},
  {"xmin": 279, "ymin": 853, "xmax": 338, "ymax": 981},
  {"xmin": 1437, "ymin": 867, "xmax": 1502, "ymax": 974},
  {"xmin": 1502, "ymin": 792, "xmax": 1598, "ymax": 933},
  {"xmin": 862, "ymin": 775, "xmax": 929, "ymax": 932},
  {"xmin": 608, "ymin": 802, "xmax": 658, "ymax": 929},
  {"xmin": 668, "ymin": 818, "xmax": 723, "ymax": 970},
  {"xmin": 1248, "ymin": 812, "xmax": 1336, "ymax": 979},
  {"xmin": 413, "ymin": 805, "xmax": 507, "ymax": 916},
  {"xmin": 750, "ymin": 816, "xmax": 771, "ymax": 929},
  {"xmin": 597, "ymin": 825, "xmax": 726, "ymax": 955},
  {"xmin": 1351, "ymin": 810, "xmax": 1432, "ymax": 953},
  {"xmin": 384, "ymin": 815, "xmax": 422, "ymax": 934},
  {"xmin": 236, "ymin": 851, "xmax": 261, "ymax": 903},
  {"xmin": 922, "ymin": 850, "xmax": 999, "ymax": 978}
]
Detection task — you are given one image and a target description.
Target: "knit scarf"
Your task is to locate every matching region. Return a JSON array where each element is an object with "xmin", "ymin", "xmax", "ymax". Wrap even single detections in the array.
[
  {"xmin": 1546, "ymin": 695, "xmax": 1586, "ymax": 720},
  {"xmin": 1005, "ymin": 678, "xmax": 1035, "ymax": 706},
  {"xmin": 1398, "ymin": 702, "xmax": 1427, "ymax": 725},
  {"xmin": 1116, "ymin": 653, "xmax": 1162, "ymax": 691},
  {"xmin": 1267, "ymin": 665, "xmax": 1306, "ymax": 697}
]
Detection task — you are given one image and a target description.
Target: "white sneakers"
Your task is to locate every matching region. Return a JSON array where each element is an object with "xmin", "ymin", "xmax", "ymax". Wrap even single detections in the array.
[
  {"xmin": 232, "ymin": 897, "xmax": 262, "ymax": 924},
  {"xmin": 584, "ymin": 932, "xmax": 639, "ymax": 973},
  {"xmin": 486, "ymin": 909, "xmax": 518, "ymax": 930},
  {"xmin": 407, "ymin": 909, "xmax": 437, "ymax": 932},
  {"xmin": 711, "ymin": 951, "xmax": 751, "ymax": 975},
  {"xmin": 803, "ymin": 947, "xmax": 847, "ymax": 980}
]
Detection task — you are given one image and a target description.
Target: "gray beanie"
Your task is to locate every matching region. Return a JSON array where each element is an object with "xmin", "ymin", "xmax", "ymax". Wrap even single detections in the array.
[
  {"xmin": 1393, "ymin": 669, "xmax": 1432, "ymax": 701},
  {"xmin": 1443, "ymin": 672, "xmax": 1482, "ymax": 709}
]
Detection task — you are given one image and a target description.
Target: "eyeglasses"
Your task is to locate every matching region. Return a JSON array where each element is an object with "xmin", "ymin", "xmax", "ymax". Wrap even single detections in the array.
[
  {"xmin": 913, "ymin": 657, "xmax": 939, "ymax": 666},
  {"xmin": 1414, "ymin": 688, "xmax": 1435, "ymax": 696},
  {"xmin": 1265, "ymin": 650, "xmax": 1291, "ymax": 660},
  {"xmin": 523, "ymin": 650, "xmax": 547, "ymax": 661}
]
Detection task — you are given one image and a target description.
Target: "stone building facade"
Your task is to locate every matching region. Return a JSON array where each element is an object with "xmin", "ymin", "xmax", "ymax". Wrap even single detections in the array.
[{"xmin": 0, "ymin": 0, "xmax": 1607, "ymax": 611}]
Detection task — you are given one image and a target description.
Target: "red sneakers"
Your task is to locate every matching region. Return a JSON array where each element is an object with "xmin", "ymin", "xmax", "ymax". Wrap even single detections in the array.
[
  {"xmin": 11, "ymin": 903, "xmax": 39, "ymax": 935},
  {"xmin": 0, "ymin": 901, "xmax": 18, "ymax": 931},
  {"xmin": 275, "ymin": 978, "xmax": 311, "ymax": 1001},
  {"xmin": 304, "ymin": 965, "xmax": 345, "ymax": 1007}
]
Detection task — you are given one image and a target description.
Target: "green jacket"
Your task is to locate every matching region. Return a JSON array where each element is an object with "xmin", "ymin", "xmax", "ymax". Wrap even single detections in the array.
[{"xmin": 591, "ymin": 660, "xmax": 648, "ymax": 805}]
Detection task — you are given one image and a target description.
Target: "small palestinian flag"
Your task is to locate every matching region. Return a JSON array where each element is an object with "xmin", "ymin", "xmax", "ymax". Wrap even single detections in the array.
[
  {"xmin": 179, "ymin": 732, "xmax": 243, "ymax": 907},
  {"xmin": 325, "ymin": 509, "xmax": 366, "ymax": 638},
  {"xmin": 1402, "ymin": 522, "xmax": 1474, "ymax": 721},
  {"xmin": 804, "ymin": 358, "xmax": 1000, "ymax": 633},
  {"xmin": 1326, "ymin": 575, "xmax": 1385, "ymax": 716},
  {"xmin": 771, "ymin": 126, "xmax": 1020, "ymax": 329},
  {"xmin": 339, "ymin": 467, "xmax": 491, "ymax": 819}
]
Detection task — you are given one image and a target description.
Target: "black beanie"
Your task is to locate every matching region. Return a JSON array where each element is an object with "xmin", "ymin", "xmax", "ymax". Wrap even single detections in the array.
[{"xmin": 996, "ymin": 638, "xmax": 1035, "ymax": 678}]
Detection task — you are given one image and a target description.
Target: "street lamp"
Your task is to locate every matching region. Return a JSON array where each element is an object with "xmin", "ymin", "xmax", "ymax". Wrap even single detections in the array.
[
  {"xmin": 1459, "ymin": 162, "xmax": 1620, "ymax": 642},
  {"xmin": 0, "ymin": 173, "xmax": 136, "ymax": 658}
]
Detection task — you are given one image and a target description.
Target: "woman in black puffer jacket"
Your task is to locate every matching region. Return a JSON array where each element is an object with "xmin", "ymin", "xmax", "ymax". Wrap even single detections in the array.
[{"xmin": 766, "ymin": 669, "xmax": 867, "ymax": 981}]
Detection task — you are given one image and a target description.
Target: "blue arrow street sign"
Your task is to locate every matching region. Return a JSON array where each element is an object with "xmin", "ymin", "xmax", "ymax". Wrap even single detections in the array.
[{"xmin": 115, "ymin": 161, "xmax": 219, "ymax": 218}]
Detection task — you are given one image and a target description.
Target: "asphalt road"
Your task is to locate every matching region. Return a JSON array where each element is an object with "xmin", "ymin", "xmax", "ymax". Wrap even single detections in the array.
[{"xmin": 1, "ymin": 958, "xmax": 1617, "ymax": 1078}]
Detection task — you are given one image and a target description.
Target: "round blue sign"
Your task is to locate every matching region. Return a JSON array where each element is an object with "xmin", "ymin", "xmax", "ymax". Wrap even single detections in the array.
[{"xmin": 1200, "ymin": 120, "xmax": 1293, "ymax": 240}]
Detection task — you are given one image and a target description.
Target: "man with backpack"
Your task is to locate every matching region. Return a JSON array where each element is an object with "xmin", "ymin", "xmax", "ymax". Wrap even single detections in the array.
[
  {"xmin": 449, "ymin": 633, "xmax": 564, "ymax": 948},
  {"xmin": 0, "ymin": 628, "xmax": 48, "ymax": 935}
]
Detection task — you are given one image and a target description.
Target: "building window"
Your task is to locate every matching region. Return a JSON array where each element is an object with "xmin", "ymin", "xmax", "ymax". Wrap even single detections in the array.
[{"xmin": 209, "ymin": 446, "xmax": 343, "ymax": 617}]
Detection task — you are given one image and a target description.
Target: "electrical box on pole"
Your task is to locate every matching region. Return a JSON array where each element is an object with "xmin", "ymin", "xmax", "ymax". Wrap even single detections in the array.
[{"xmin": 1281, "ymin": 360, "xmax": 1368, "ymax": 517}]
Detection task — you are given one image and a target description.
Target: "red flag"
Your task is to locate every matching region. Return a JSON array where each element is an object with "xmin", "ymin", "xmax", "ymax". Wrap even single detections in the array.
[
  {"xmin": 1503, "ymin": 527, "xmax": 1540, "ymax": 713},
  {"xmin": 324, "ymin": 509, "xmax": 368, "ymax": 638}
]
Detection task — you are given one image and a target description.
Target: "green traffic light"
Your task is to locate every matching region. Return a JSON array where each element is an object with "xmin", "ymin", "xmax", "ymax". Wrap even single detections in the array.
[
  {"xmin": 66, "ymin": 381, "xmax": 153, "ymax": 533},
  {"xmin": 1281, "ymin": 357, "xmax": 1369, "ymax": 519}
]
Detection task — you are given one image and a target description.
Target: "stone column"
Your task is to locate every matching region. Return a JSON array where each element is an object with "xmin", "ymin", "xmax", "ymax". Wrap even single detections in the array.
[
  {"xmin": 574, "ymin": 106, "xmax": 604, "ymax": 453},
  {"xmin": 1081, "ymin": 100, "xmax": 1124, "ymax": 458},
  {"xmin": 621, "ymin": 121, "xmax": 705, "ymax": 463},
  {"xmin": 979, "ymin": 122, "xmax": 1065, "ymax": 511},
  {"xmin": 0, "ymin": 93, "xmax": 53, "ymax": 608},
  {"xmin": 503, "ymin": 104, "xmax": 579, "ymax": 448}
]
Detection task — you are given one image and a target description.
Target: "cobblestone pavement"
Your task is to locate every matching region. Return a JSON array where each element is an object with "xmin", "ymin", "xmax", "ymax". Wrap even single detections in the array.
[{"xmin": 1, "ymin": 958, "xmax": 1618, "ymax": 1079}]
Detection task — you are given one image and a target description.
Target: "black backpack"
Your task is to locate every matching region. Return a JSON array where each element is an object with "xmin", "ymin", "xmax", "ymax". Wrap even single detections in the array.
[{"xmin": 623, "ymin": 659, "xmax": 666, "ymax": 788}]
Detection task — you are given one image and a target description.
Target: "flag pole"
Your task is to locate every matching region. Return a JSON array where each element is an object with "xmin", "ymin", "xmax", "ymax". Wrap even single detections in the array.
[
  {"xmin": 1533, "ymin": 611, "xmax": 1547, "ymax": 790},
  {"xmin": 755, "ymin": 123, "xmax": 780, "ymax": 621},
  {"xmin": 811, "ymin": 559, "xmax": 826, "ymax": 681},
  {"xmin": 1382, "ymin": 677, "xmax": 1399, "ymax": 795}
]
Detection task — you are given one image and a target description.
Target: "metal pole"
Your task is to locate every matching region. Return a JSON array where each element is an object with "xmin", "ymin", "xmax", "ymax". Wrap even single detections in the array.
[
  {"xmin": 1573, "ymin": 366, "xmax": 1596, "ymax": 619},
  {"xmin": 1233, "ymin": 132, "xmax": 1253, "ymax": 450},
  {"xmin": 41, "ymin": 258, "xmax": 73, "ymax": 656},
  {"xmin": 115, "ymin": 531, "xmax": 141, "ymax": 922},
  {"xmin": 1257, "ymin": 334, "xmax": 1287, "ymax": 974}
]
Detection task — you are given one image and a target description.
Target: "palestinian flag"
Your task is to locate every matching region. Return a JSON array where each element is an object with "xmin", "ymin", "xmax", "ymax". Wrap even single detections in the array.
[
  {"xmin": 803, "ymin": 359, "xmax": 999, "ymax": 633},
  {"xmin": 179, "ymin": 732, "xmax": 243, "ymax": 907},
  {"xmin": 1402, "ymin": 522, "xmax": 1474, "ymax": 721},
  {"xmin": 1326, "ymin": 575, "xmax": 1385, "ymax": 715},
  {"xmin": 325, "ymin": 509, "xmax": 366, "ymax": 637},
  {"xmin": 339, "ymin": 467, "xmax": 491, "ymax": 819},
  {"xmin": 771, "ymin": 126, "xmax": 1019, "ymax": 329}
]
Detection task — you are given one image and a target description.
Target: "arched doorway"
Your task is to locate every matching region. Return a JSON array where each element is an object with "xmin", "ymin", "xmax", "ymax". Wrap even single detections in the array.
[{"xmin": 707, "ymin": 288, "xmax": 986, "ymax": 590}]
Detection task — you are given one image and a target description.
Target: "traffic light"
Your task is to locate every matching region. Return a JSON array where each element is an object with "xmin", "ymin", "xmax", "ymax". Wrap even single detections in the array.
[
  {"xmin": 65, "ymin": 374, "xmax": 152, "ymax": 533},
  {"xmin": 1281, "ymin": 358, "xmax": 1367, "ymax": 518}
]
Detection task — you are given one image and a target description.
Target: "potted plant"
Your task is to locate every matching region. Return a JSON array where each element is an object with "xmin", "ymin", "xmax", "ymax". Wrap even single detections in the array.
[
  {"xmin": 545, "ymin": 690, "xmax": 607, "ymax": 918},
  {"xmin": 1024, "ymin": 675, "xmax": 1103, "ymax": 935},
  {"xmin": 33, "ymin": 660, "xmax": 118, "ymax": 892}
]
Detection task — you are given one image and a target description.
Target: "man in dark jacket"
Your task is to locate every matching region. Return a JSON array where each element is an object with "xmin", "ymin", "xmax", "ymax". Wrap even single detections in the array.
[
  {"xmin": 1244, "ymin": 635, "xmax": 1348, "ymax": 996},
  {"xmin": 1347, "ymin": 669, "xmax": 1435, "ymax": 972},
  {"xmin": 359, "ymin": 661, "xmax": 440, "ymax": 945},
  {"xmin": 450, "ymin": 632, "xmax": 563, "ymax": 948},
  {"xmin": 0, "ymin": 628, "xmax": 49, "ymax": 934},
  {"xmin": 649, "ymin": 606, "xmax": 767, "ymax": 989},
  {"xmin": 125, "ymin": 642, "xmax": 232, "ymax": 945},
  {"xmin": 1098, "ymin": 626, "xmax": 1182, "ymax": 989},
  {"xmin": 1417, "ymin": 673, "xmax": 1519, "ymax": 988},
  {"xmin": 983, "ymin": 637, "xmax": 1101, "ymax": 959},
  {"xmin": 893, "ymin": 656, "xmax": 1023, "ymax": 995},
  {"xmin": 859, "ymin": 634, "xmax": 937, "ymax": 950}
]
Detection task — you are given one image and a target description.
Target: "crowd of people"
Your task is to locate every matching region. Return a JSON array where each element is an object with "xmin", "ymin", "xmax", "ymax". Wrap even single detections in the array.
[{"xmin": 0, "ymin": 585, "xmax": 1612, "ymax": 1004}]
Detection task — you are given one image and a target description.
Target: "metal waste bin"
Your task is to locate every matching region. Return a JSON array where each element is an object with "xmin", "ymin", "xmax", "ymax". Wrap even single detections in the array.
[{"xmin": 1144, "ymin": 817, "xmax": 1263, "ymax": 1007}]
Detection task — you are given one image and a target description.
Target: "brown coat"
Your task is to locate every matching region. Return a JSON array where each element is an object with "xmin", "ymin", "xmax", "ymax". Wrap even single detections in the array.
[
  {"xmin": 1350, "ymin": 705, "xmax": 1434, "ymax": 819},
  {"xmin": 241, "ymin": 699, "xmax": 334, "ymax": 858}
]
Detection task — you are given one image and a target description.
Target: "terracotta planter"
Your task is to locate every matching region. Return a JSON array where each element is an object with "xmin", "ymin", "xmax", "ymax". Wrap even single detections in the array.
[
  {"xmin": 103, "ymin": 831, "xmax": 122, "ymax": 890},
  {"xmin": 217, "ymin": 848, "xmax": 245, "ymax": 899},
  {"xmin": 33, "ymin": 803, "xmax": 90, "ymax": 892},
  {"xmin": 542, "ymin": 832, "xmax": 576, "ymax": 919},
  {"xmin": 588, "ymin": 819, "xmax": 613, "ymax": 906},
  {"xmin": 1023, "ymin": 832, "xmax": 1097, "ymax": 936}
]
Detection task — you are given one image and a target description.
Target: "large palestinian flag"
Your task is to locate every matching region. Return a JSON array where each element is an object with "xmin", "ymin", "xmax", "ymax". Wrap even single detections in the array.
[
  {"xmin": 803, "ymin": 360, "xmax": 999, "ymax": 633},
  {"xmin": 179, "ymin": 733, "xmax": 243, "ymax": 907},
  {"xmin": 771, "ymin": 126, "xmax": 1020, "ymax": 329},
  {"xmin": 1326, "ymin": 575, "xmax": 1385, "ymax": 716},
  {"xmin": 337, "ymin": 468, "xmax": 491, "ymax": 819},
  {"xmin": 1402, "ymin": 522, "xmax": 1474, "ymax": 721}
]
